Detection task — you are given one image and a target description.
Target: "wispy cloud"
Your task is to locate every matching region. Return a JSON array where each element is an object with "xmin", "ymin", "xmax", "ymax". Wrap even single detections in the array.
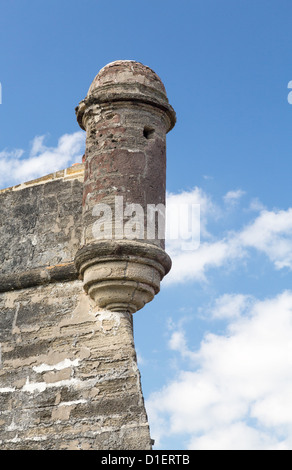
[
  {"xmin": 0, "ymin": 131, "xmax": 85, "ymax": 188},
  {"xmin": 223, "ymin": 189, "xmax": 246, "ymax": 205},
  {"xmin": 209, "ymin": 293, "xmax": 254, "ymax": 320}
]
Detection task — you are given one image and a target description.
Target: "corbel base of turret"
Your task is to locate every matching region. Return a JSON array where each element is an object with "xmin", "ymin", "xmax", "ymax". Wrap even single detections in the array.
[{"xmin": 74, "ymin": 240, "xmax": 171, "ymax": 313}]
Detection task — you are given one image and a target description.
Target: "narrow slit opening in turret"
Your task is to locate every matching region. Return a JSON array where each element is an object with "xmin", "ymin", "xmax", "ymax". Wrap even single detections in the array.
[{"xmin": 143, "ymin": 126, "xmax": 155, "ymax": 139}]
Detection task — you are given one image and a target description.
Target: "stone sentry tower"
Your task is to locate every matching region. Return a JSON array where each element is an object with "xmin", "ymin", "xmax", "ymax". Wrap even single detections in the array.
[
  {"xmin": 75, "ymin": 60, "xmax": 176, "ymax": 314},
  {"xmin": 0, "ymin": 61, "xmax": 175, "ymax": 450}
]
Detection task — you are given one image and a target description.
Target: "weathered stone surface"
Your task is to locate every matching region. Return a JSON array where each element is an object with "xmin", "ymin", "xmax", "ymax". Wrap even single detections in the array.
[
  {"xmin": 0, "ymin": 169, "xmax": 152, "ymax": 450},
  {"xmin": 0, "ymin": 262, "xmax": 78, "ymax": 293},
  {"xmin": 0, "ymin": 282, "xmax": 151, "ymax": 450},
  {"xmin": 75, "ymin": 60, "xmax": 175, "ymax": 313},
  {"xmin": 0, "ymin": 166, "xmax": 84, "ymax": 275}
]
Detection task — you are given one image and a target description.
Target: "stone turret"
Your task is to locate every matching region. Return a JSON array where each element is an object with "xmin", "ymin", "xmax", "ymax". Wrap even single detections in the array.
[
  {"xmin": 0, "ymin": 61, "xmax": 176, "ymax": 450},
  {"xmin": 75, "ymin": 60, "xmax": 176, "ymax": 314}
]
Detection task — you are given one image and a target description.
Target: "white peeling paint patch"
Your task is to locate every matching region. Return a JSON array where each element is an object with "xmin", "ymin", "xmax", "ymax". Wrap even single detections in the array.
[
  {"xmin": 7, "ymin": 435, "xmax": 21, "ymax": 443},
  {"xmin": 21, "ymin": 376, "xmax": 89, "ymax": 394},
  {"xmin": 33, "ymin": 358, "xmax": 80, "ymax": 373},
  {"xmin": 22, "ymin": 377, "xmax": 47, "ymax": 394},
  {"xmin": 5, "ymin": 435, "xmax": 47, "ymax": 443},
  {"xmin": 31, "ymin": 436, "xmax": 47, "ymax": 441},
  {"xmin": 97, "ymin": 310, "xmax": 121, "ymax": 329},
  {"xmin": 0, "ymin": 387, "xmax": 16, "ymax": 393},
  {"xmin": 59, "ymin": 399, "xmax": 87, "ymax": 407},
  {"xmin": 7, "ymin": 419, "xmax": 19, "ymax": 431}
]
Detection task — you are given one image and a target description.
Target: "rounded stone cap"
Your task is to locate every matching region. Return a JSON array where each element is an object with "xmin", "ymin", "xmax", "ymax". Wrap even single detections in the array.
[
  {"xmin": 76, "ymin": 60, "xmax": 176, "ymax": 132},
  {"xmin": 88, "ymin": 60, "xmax": 167, "ymax": 97}
]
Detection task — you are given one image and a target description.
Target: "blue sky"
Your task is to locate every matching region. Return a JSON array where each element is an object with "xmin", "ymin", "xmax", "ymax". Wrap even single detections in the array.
[{"xmin": 1, "ymin": 0, "xmax": 292, "ymax": 450}]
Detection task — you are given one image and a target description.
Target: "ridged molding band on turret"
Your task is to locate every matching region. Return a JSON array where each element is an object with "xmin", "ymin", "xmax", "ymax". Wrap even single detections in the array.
[{"xmin": 75, "ymin": 60, "xmax": 176, "ymax": 313}]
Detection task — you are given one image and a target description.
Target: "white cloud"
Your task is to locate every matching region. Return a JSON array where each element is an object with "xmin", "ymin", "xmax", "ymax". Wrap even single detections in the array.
[
  {"xmin": 247, "ymin": 197, "xmax": 266, "ymax": 212},
  {"xmin": 187, "ymin": 422, "xmax": 286, "ymax": 450},
  {"xmin": 164, "ymin": 188, "xmax": 292, "ymax": 285},
  {"xmin": 164, "ymin": 238, "xmax": 244, "ymax": 284},
  {"xmin": 166, "ymin": 187, "xmax": 219, "ymax": 246},
  {"xmin": 168, "ymin": 330, "xmax": 197, "ymax": 362},
  {"xmin": 209, "ymin": 293, "xmax": 254, "ymax": 320},
  {"xmin": 238, "ymin": 208, "xmax": 292, "ymax": 269},
  {"xmin": 0, "ymin": 131, "xmax": 85, "ymax": 188},
  {"xmin": 0, "ymin": 148, "xmax": 25, "ymax": 182},
  {"xmin": 146, "ymin": 291, "xmax": 292, "ymax": 450},
  {"xmin": 164, "ymin": 187, "xmax": 241, "ymax": 284},
  {"xmin": 223, "ymin": 189, "xmax": 246, "ymax": 205}
]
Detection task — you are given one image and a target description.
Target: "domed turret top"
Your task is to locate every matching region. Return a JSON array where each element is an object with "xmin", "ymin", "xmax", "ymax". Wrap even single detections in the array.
[
  {"xmin": 88, "ymin": 60, "xmax": 167, "ymax": 97},
  {"xmin": 76, "ymin": 60, "xmax": 176, "ymax": 131}
]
